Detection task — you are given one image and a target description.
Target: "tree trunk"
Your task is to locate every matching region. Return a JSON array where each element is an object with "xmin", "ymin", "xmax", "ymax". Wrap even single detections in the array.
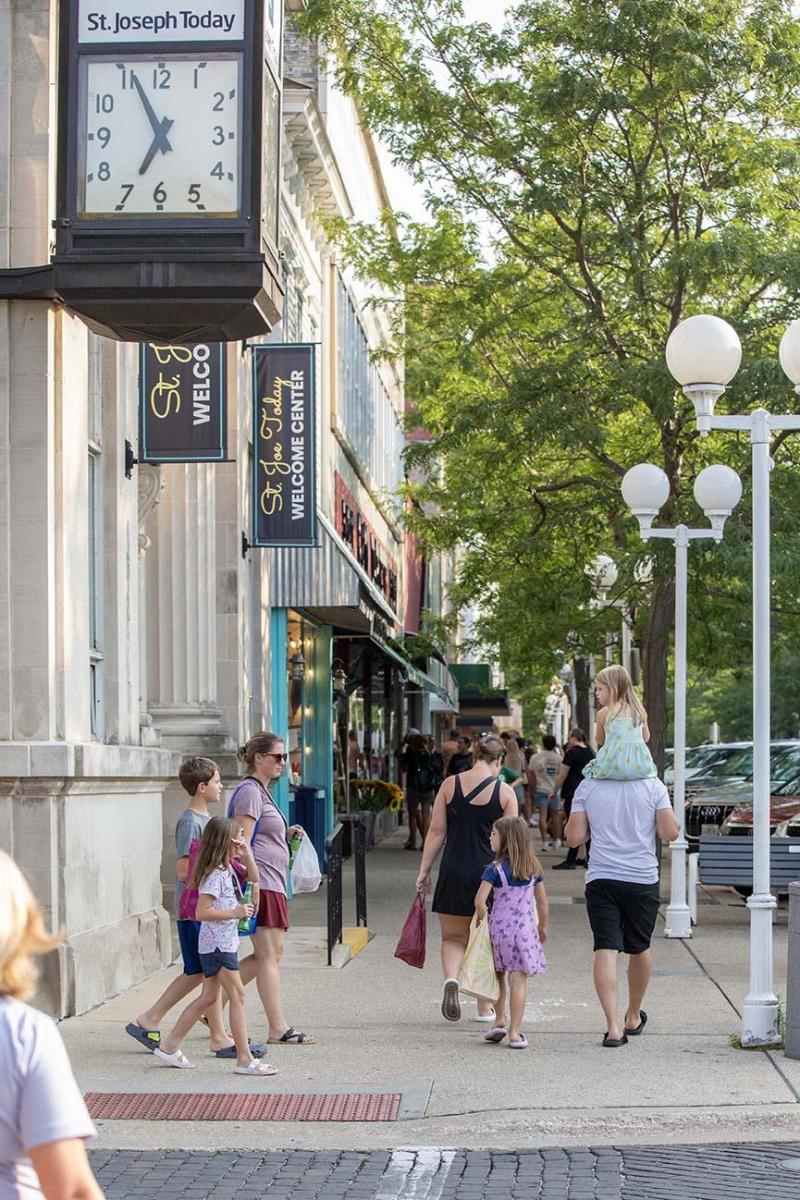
[{"xmin": 641, "ymin": 577, "xmax": 674, "ymax": 779}]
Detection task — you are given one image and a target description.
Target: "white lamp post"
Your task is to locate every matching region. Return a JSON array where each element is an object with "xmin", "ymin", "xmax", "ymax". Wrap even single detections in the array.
[
  {"xmin": 666, "ymin": 314, "xmax": 800, "ymax": 1044},
  {"xmin": 622, "ymin": 462, "xmax": 742, "ymax": 940},
  {"xmin": 585, "ymin": 553, "xmax": 635, "ymax": 671}
]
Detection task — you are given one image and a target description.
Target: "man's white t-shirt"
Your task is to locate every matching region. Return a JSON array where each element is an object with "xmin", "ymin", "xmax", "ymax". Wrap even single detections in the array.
[
  {"xmin": 0, "ymin": 997, "xmax": 95, "ymax": 1200},
  {"xmin": 528, "ymin": 750, "xmax": 562, "ymax": 794},
  {"xmin": 571, "ymin": 777, "xmax": 672, "ymax": 885}
]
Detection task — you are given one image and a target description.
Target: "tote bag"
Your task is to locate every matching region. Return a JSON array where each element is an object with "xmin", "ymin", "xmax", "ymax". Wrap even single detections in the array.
[
  {"xmin": 459, "ymin": 915, "xmax": 500, "ymax": 1003},
  {"xmin": 394, "ymin": 893, "xmax": 427, "ymax": 969}
]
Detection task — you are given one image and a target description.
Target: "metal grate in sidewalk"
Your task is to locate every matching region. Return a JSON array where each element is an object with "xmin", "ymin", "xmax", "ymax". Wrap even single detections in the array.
[{"xmin": 85, "ymin": 1090, "xmax": 400, "ymax": 1122}]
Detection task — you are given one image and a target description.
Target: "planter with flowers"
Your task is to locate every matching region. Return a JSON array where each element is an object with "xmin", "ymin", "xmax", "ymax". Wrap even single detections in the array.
[{"xmin": 350, "ymin": 779, "xmax": 404, "ymax": 846}]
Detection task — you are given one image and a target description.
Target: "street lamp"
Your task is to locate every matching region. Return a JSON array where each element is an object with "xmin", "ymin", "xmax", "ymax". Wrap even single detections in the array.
[
  {"xmin": 622, "ymin": 461, "xmax": 741, "ymax": 940},
  {"xmin": 666, "ymin": 313, "xmax": 800, "ymax": 1045},
  {"xmin": 585, "ymin": 554, "xmax": 635, "ymax": 671}
]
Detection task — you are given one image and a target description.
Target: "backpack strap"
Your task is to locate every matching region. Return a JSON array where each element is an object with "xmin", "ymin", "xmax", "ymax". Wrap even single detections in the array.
[{"xmin": 228, "ymin": 777, "xmax": 264, "ymax": 842}]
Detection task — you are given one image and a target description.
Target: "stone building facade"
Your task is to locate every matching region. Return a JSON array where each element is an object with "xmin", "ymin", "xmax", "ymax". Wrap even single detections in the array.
[{"xmin": 0, "ymin": 0, "xmax": 436, "ymax": 1015}]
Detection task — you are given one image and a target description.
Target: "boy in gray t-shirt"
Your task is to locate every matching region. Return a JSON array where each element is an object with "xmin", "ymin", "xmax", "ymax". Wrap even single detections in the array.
[{"xmin": 124, "ymin": 757, "xmax": 263, "ymax": 1058}]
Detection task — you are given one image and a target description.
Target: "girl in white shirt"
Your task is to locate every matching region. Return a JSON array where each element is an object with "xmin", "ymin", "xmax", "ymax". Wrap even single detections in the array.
[{"xmin": 154, "ymin": 817, "xmax": 277, "ymax": 1076}]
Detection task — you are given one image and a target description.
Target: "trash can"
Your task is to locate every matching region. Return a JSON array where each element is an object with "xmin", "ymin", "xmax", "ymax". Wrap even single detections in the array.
[{"xmin": 293, "ymin": 786, "xmax": 327, "ymax": 868}]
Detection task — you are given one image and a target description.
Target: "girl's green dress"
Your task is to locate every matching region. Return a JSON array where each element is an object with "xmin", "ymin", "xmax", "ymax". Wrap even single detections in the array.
[{"xmin": 582, "ymin": 715, "xmax": 656, "ymax": 781}]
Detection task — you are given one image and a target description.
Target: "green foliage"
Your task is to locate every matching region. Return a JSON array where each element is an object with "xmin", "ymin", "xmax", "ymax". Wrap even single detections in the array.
[{"xmin": 303, "ymin": 0, "xmax": 800, "ymax": 734}]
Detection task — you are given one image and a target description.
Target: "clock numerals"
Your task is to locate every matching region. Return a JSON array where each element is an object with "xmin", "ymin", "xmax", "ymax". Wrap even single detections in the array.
[
  {"xmin": 115, "ymin": 183, "xmax": 134, "ymax": 212},
  {"xmin": 187, "ymin": 184, "xmax": 206, "ymax": 211},
  {"xmin": 82, "ymin": 56, "xmax": 241, "ymax": 217}
]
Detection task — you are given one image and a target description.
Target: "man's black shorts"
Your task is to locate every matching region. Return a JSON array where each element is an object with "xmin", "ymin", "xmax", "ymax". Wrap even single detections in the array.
[{"xmin": 585, "ymin": 878, "xmax": 660, "ymax": 954}]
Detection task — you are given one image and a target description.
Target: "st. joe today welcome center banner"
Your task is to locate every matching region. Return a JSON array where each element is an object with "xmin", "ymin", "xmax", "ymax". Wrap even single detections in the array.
[
  {"xmin": 139, "ymin": 342, "xmax": 227, "ymax": 462},
  {"xmin": 251, "ymin": 344, "xmax": 317, "ymax": 547}
]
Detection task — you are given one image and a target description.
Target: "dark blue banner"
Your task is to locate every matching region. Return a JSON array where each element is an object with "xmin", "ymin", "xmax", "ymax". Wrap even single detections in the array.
[
  {"xmin": 139, "ymin": 342, "xmax": 227, "ymax": 463},
  {"xmin": 251, "ymin": 343, "xmax": 317, "ymax": 546}
]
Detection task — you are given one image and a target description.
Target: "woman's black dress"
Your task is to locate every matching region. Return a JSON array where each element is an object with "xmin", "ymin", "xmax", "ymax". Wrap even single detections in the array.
[{"xmin": 432, "ymin": 774, "xmax": 504, "ymax": 917}]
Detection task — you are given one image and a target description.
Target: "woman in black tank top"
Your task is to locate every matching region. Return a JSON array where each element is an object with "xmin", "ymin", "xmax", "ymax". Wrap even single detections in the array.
[{"xmin": 416, "ymin": 735, "xmax": 519, "ymax": 1022}]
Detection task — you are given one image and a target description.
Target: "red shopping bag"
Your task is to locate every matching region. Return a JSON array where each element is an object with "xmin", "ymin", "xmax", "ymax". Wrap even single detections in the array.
[{"xmin": 394, "ymin": 893, "xmax": 427, "ymax": 969}]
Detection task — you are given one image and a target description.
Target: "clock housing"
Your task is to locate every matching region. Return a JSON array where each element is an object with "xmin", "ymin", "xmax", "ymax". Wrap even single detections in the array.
[{"xmin": 53, "ymin": 0, "xmax": 283, "ymax": 342}]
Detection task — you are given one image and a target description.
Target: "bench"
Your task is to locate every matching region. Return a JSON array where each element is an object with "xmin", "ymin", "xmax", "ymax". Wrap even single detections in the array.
[{"xmin": 687, "ymin": 835, "xmax": 800, "ymax": 924}]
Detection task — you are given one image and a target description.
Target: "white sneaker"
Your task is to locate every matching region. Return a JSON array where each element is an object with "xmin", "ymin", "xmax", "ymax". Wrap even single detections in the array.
[
  {"xmin": 552, "ymin": 838, "xmax": 562, "ymax": 849},
  {"xmin": 541, "ymin": 840, "xmax": 551, "ymax": 851}
]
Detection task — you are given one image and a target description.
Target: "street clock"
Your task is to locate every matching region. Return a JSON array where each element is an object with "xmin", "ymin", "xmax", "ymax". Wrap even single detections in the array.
[
  {"xmin": 46, "ymin": 0, "xmax": 283, "ymax": 341},
  {"xmin": 78, "ymin": 54, "xmax": 243, "ymax": 217}
]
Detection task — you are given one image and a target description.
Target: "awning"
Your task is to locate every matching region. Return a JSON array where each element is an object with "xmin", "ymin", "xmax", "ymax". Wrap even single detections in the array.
[
  {"xmin": 404, "ymin": 662, "xmax": 459, "ymax": 711},
  {"xmin": 267, "ymin": 512, "xmax": 399, "ymax": 630}
]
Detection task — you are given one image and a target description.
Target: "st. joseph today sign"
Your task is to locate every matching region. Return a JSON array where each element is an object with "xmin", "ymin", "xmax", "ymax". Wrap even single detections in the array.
[{"xmin": 77, "ymin": 0, "xmax": 244, "ymax": 41}]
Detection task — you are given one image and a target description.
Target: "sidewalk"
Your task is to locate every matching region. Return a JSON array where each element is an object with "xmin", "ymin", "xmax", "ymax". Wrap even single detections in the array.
[{"xmin": 60, "ymin": 829, "xmax": 800, "ymax": 1151}]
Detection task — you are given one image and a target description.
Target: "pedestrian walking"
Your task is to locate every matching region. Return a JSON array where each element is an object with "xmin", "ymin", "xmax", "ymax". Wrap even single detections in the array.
[
  {"xmin": 550, "ymin": 729, "xmax": 595, "ymax": 870},
  {"xmin": 429, "ymin": 737, "xmax": 445, "ymax": 792},
  {"xmin": 474, "ymin": 816, "xmax": 548, "ymax": 1050},
  {"xmin": 445, "ymin": 735, "xmax": 473, "ymax": 777},
  {"xmin": 0, "ymin": 850, "xmax": 103, "ymax": 1200},
  {"xmin": 231, "ymin": 732, "xmax": 316, "ymax": 1045},
  {"xmin": 582, "ymin": 665, "xmax": 657, "ymax": 781},
  {"xmin": 154, "ymin": 818, "xmax": 277, "ymax": 1075},
  {"xmin": 527, "ymin": 735, "xmax": 563, "ymax": 849},
  {"xmin": 125, "ymin": 757, "xmax": 265, "ymax": 1059},
  {"xmin": 416, "ymin": 734, "xmax": 519, "ymax": 1023},
  {"xmin": 441, "ymin": 728, "xmax": 460, "ymax": 771},
  {"xmin": 402, "ymin": 733, "xmax": 436, "ymax": 850},
  {"xmin": 500, "ymin": 737, "xmax": 527, "ymax": 813},
  {"xmin": 565, "ymin": 772, "xmax": 679, "ymax": 1046}
]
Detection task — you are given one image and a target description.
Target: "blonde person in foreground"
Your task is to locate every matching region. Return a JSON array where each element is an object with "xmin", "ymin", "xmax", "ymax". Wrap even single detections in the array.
[{"xmin": 0, "ymin": 850, "xmax": 102, "ymax": 1200}]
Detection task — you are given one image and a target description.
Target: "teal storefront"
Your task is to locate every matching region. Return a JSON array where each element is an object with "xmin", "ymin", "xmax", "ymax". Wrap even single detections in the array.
[{"xmin": 269, "ymin": 607, "xmax": 334, "ymax": 856}]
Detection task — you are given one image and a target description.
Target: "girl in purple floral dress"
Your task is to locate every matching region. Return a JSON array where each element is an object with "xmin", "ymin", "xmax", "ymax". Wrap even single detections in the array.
[{"xmin": 475, "ymin": 816, "xmax": 548, "ymax": 1049}]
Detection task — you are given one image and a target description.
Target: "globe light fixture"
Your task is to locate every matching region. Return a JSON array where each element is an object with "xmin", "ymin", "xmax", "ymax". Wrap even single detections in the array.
[
  {"xmin": 621, "ymin": 463, "xmax": 670, "ymax": 535},
  {"xmin": 693, "ymin": 464, "xmax": 743, "ymax": 537},
  {"xmin": 665, "ymin": 315, "xmax": 742, "ymax": 434},
  {"xmin": 633, "ymin": 556, "xmax": 654, "ymax": 586},
  {"xmin": 779, "ymin": 319, "xmax": 800, "ymax": 392},
  {"xmin": 586, "ymin": 553, "xmax": 618, "ymax": 595}
]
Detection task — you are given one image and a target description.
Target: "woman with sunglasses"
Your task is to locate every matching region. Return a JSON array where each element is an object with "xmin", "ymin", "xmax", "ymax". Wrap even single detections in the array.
[{"xmin": 231, "ymin": 732, "xmax": 316, "ymax": 1045}]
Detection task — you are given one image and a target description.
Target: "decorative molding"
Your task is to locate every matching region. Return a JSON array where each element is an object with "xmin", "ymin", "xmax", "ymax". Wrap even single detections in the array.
[{"xmin": 137, "ymin": 464, "xmax": 164, "ymax": 555}]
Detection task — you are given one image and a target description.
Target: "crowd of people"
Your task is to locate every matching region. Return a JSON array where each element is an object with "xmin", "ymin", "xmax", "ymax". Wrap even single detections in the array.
[
  {"xmin": 403, "ymin": 724, "xmax": 594, "ymax": 871},
  {"xmin": 410, "ymin": 664, "xmax": 678, "ymax": 1051},
  {"xmin": 0, "ymin": 664, "xmax": 677, "ymax": 1197}
]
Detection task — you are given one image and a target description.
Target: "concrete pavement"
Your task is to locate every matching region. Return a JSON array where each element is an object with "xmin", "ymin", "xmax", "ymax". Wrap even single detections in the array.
[{"xmin": 60, "ymin": 829, "xmax": 800, "ymax": 1151}]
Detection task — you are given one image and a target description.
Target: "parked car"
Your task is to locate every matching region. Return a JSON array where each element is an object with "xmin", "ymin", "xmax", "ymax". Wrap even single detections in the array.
[
  {"xmin": 664, "ymin": 742, "xmax": 750, "ymax": 787},
  {"xmin": 685, "ymin": 742, "xmax": 800, "ymax": 841},
  {"xmin": 719, "ymin": 791, "xmax": 800, "ymax": 836}
]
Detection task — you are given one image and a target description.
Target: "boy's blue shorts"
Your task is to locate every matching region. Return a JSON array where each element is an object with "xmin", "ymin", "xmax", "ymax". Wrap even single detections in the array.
[{"xmin": 177, "ymin": 919, "xmax": 202, "ymax": 976}]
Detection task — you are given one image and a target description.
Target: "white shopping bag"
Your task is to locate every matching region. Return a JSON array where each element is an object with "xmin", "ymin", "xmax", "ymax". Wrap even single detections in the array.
[{"xmin": 291, "ymin": 834, "xmax": 322, "ymax": 894}]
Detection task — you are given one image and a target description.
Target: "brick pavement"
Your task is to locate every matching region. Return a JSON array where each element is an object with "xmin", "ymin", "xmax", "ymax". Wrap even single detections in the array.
[{"xmin": 88, "ymin": 1142, "xmax": 800, "ymax": 1199}]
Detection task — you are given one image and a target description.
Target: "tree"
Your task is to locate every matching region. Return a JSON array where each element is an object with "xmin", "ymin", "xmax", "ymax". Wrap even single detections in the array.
[{"xmin": 302, "ymin": 0, "xmax": 800, "ymax": 762}]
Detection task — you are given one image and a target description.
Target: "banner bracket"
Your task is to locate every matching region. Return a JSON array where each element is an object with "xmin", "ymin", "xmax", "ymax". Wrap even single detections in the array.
[{"xmin": 125, "ymin": 441, "xmax": 138, "ymax": 480}]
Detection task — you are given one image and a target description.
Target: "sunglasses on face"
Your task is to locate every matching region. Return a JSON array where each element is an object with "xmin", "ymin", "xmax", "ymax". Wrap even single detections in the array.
[{"xmin": 267, "ymin": 752, "xmax": 287, "ymax": 762}]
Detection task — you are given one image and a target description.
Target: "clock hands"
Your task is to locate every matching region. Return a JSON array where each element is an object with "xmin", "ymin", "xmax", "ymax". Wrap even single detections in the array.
[{"xmin": 131, "ymin": 74, "xmax": 173, "ymax": 175}]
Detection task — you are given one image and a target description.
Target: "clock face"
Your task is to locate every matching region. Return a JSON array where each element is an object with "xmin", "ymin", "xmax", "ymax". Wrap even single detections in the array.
[{"xmin": 78, "ymin": 54, "xmax": 243, "ymax": 218}]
